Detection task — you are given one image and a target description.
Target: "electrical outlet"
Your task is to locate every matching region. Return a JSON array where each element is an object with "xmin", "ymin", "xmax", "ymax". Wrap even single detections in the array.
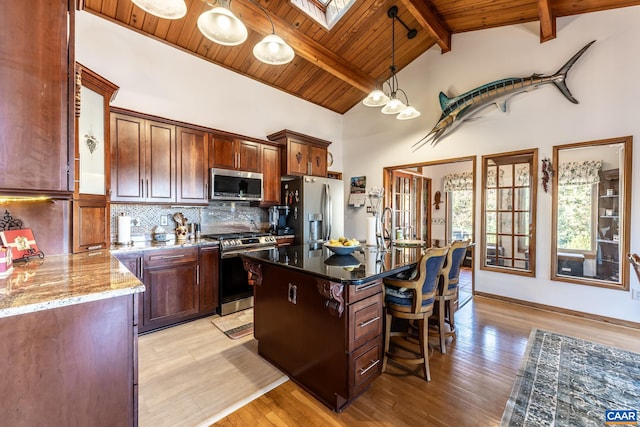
[
  {"xmin": 632, "ymin": 289, "xmax": 640, "ymax": 301},
  {"xmin": 160, "ymin": 215, "xmax": 168, "ymax": 226},
  {"xmin": 366, "ymin": 206, "xmax": 372, "ymax": 213}
]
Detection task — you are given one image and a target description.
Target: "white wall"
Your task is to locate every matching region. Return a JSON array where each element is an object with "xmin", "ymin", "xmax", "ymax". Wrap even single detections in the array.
[
  {"xmin": 76, "ymin": 7, "xmax": 640, "ymax": 322},
  {"xmin": 343, "ymin": 7, "xmax": 640, "ymax": 323},
  {"xmin": 74, "ymin": 11, "xmax": 344, "ymax": 172}
]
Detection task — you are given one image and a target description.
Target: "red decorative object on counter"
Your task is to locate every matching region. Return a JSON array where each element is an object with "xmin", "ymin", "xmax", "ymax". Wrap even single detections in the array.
[{"xmin": 0, "ymin": 228, "xmax": 44, "ymax": 262}]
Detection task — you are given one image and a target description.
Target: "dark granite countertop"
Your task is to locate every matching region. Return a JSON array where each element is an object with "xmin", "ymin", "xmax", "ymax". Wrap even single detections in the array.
[{"xmin": 241, "ymin": 244, "xmax": 423, "ymax": 285}]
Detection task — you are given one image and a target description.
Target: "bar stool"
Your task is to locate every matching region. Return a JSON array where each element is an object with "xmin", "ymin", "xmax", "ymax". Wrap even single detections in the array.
[
  {"xmin": 430, "ymin": 239, "xmax": 471, "ymax": 354},
  {"xmin": 382, "ymin": 246, "xmax": 449, "ymax": 381}
]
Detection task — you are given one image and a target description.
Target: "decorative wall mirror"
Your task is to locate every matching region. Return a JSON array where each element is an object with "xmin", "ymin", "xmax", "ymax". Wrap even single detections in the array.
[
  {"xmin": 551, "ymin": 136, "xmax": 632, "ymax": 290},
  {"xmin": 481, "ymin": 149, "xmax": 537, "ymax": 276}
]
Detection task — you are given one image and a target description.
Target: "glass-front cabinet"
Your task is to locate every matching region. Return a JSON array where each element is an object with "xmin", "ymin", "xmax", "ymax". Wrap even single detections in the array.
[{"xmin": 481, "ymin": 150, "xmax": 537, "ymax": 276}]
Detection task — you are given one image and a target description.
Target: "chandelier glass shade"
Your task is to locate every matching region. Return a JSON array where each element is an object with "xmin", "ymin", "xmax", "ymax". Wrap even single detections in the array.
[
  {"xmin": 253, "ymin": 34, "xmax": 295, "ymax": 65},
  {"xmin": 362, "ymin": 6, "xmax": 420, "ymax": 120},
  {"xmin": 197, "ymin": 5, "xmax": 248, "ymax": 46},
  {"xmin": 131, "ymin": 0, "xmax": 187, "ymax": 19},
  {"xmin": 130, "ymin": 0, "xmax": 294, "ymax": 65},
  {"xmin": 362, "ymin": 89, "xmax": 390, "ymax": 107}
]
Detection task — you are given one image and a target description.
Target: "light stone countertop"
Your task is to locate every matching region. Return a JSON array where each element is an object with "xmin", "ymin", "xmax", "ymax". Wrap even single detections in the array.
[
  {"xmin": 109, "ymin": 237, "xmax": 219, "ymax": 253},
  {"xmin": 0, "ymin": 250, "xmax": 145, "ymax": 319}
]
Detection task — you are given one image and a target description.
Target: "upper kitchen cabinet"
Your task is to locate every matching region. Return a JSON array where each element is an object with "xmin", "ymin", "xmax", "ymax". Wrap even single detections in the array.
[
  {"xmin": 177, "ymin": 127, "xmax": 209, "ymax": 205},
  {"xmin": 267, "ymin": 130, "xmax": 331, "ymax": 177},
  {"xmin": 110, "ymin": 110, "xmax": 176, "ymax": 203},
  {"xmin": 75, "ymin": 64, "xmax": 119, "ymax": 197},
  {"xmin": 211, "ymin": 136, "xmax": 260, "ymax": 172},
  {"xmin": 0, "ymin": 1, "xmax": 74, "ymax": 194},
  {"xmin": 260, "ymin": 143, "xmax": 281, "ymax": 206},
  {"xmin": 72, "ymin": 64, "xmax": 119, "ymax": 253}
]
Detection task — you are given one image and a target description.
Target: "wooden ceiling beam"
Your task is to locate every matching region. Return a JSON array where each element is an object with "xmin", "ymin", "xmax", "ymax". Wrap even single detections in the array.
[
  {"xmin": 233, "ymin": 2, "xmax": 377, "ymax": 94},
  {"xmin": 401, "ymin": 0, "xmax": 451, "ymax": 53},
  {"xmin": 537, "ymin": 0, "xmax": 556, "ymax": 42}
]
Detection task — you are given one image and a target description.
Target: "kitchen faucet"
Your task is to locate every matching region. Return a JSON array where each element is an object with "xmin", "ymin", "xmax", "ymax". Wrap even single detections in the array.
[{"xmin": 381, "ymin": 206, "xmax": 394, "ymax": 248}]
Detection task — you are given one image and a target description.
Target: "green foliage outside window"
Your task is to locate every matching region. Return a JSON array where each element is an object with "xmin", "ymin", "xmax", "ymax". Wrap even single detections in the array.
[
  {"xmin": 450, "ymin": 189, "xmax": 473, "ymax": 241},
  {"xmin": 557, "ymin": 184, "xmax": 594, "ymax": 250}
]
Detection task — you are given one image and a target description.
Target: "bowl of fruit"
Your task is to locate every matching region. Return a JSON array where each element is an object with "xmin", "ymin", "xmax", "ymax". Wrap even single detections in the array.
[{"xmin": 324, "ymin": 237, "xmax": 361, "ymax": 255}]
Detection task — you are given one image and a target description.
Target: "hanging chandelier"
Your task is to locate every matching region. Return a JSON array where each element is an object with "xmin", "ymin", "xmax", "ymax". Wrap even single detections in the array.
[
  {"xmin": 362, "ymin": 6, "xmax": 420, "ymax": 120},
  {"xmin": 131, "ymin": 0, "xmax": 295, "ymax": 65},
  {"xmin": 131, "ymin": 0, "xmax": 187, "ymax": 19}
]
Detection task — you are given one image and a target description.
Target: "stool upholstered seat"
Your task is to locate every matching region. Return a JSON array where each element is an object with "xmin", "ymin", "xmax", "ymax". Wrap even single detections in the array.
[
  {"xmin": 430, "ymin": 239, "xmax": 471, "ymax": 354},
  {"xmin": 382, "ymin": 246, "xmax": 449, "ymax": 381}
]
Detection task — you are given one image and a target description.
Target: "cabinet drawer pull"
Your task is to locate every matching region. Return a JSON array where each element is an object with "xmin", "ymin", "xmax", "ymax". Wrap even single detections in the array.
[
  {"xmin": 158, "ymin": 254, "xmax": 186, "ymax": 260},
  {"xmin": 87, "ymin": 245, "xmax": 103, "ymax": 250},
  {"xmin": 288, "ymin": 282, "xmax": 297, "ymax": 304},
  {"xmin": 358, "ymin": 316, "xmax": 380, "ymax": 328},
  {"xmin": 359, "ymin": 359, "xmax": 380, "ymax": 376},
  {"xmin": 356, "ymin": 281, "xmax": 379, "ymax": 292}
]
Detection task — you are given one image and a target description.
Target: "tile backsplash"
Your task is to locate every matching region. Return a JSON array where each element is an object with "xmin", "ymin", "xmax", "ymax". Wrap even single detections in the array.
[{"xmin": 110, "ymin": 202, "xmax": 269, "ymax": 241}]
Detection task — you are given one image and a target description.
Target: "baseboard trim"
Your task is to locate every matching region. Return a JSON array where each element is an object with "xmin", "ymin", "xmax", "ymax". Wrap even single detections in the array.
[{"xmin": 474, "ymin": 292, "xmax": 640, "ymax": 330}]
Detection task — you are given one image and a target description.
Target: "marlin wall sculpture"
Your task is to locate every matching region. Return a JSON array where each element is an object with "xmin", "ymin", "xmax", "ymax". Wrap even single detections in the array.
[{"xmin": 413, "ymin": 40, "xmax": 596, "ymax": 150}]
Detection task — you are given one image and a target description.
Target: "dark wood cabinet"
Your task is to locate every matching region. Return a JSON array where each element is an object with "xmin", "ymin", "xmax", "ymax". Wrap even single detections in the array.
[
  {"xmin": 0, "ymin": 295, "xmax": 138, "ymax": 426},
  {"xmin": 177, "ymin": 127, "xmax": 209, "ymax": 204},
  {"xmin": 211, "ymin": 136, "xmax": 260, "ymax": 172},
  {"xmin": 309, "ymin": 144, "xmax": 328, "ymax": 177},
  {"xmin": 115, "ymin": 251, "xmax": 144, "ymax": 280},
  {"xmin": 114, "ymin": 251, "xmax": 144, "ymax": 325},
  {"xmin": 116, "ymin": 246, "xmax": 221, "ymax": 333},
  {"xmin": 73, "ymin": 64, "xmax": 119, "ymax": 253},
  {"xmin": 111, "ymin": 112, "xmax": 176, "ymax": 203},
  {"xmin": 261, "ymin": 144, "xmax": 281, "ymax": 206},
  {"xmin": 252, "ymin": 262, "xmax": 382, "ymax": 412},
  {"xmin": 140, "ymin": 247, "xmax": 199, "ymax": 333},
  {"xmin": 198, "ymin": 245, "xmax": 220, "ymax": 314},
  {"xmin": 0, "ymin": 1, "xmax": 74, "ymax": 194},
  {"xmin": 267, "ymin": 130, "xmax": 331, "ymax": 177},
  {"xmin": 73, "ymin": 195, "xmax": 110, "ymax": 252}
]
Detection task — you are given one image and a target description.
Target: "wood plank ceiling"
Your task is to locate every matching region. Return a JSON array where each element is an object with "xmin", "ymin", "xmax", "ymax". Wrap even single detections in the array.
[{"xmin": 81, "ymin": 0, "xmax": 640, "ymax": 114}]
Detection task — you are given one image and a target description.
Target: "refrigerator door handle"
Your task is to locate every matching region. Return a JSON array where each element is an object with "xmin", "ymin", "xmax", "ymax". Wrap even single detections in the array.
[{"xmin": 326, "ymin": 183, "xmax": 332, "ymax": 240}]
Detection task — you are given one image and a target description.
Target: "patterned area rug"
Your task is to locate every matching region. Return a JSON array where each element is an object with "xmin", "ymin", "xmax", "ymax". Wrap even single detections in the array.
[
  {"xmin": 501, "ymin": 329, "xmax": 640, "ymax": 427},
  {"xmin": 211, "ymin": 308, "xmax": 254, "ymax": 339}
]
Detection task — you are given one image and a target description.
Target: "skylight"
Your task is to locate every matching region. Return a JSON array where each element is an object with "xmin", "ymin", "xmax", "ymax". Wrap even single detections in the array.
[{"xmin": 290, "ymin": 0, "xmax": 356, "ymax": 30}]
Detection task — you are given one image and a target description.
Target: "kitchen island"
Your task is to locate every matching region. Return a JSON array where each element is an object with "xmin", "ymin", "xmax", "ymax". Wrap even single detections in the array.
[
  {"xmin": 241, "ymin": 244, "xmax": 422, "ymax": 411},
  {"xmin": 0, "ymin": 251, "xmax": 144, "ymax": 426}
]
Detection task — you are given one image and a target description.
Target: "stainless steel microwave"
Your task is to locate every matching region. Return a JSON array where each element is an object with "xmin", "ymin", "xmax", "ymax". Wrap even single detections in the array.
[{"xmin": 209, "ymin": 168, "xmax": 263, "ymax": 201}]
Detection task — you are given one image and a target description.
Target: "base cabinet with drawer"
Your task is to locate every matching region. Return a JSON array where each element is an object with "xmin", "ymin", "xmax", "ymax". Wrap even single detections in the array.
[
  {"xmin": 141, "ymin": 247, "xmax": 199, "ymax": 333},
  {"xmin": 249, "ymin": 261, "xmax": 383, "ymax": 412},
  {"xmin": 115, "ymin": 246, "xmax": 220, "ymax": 334}
]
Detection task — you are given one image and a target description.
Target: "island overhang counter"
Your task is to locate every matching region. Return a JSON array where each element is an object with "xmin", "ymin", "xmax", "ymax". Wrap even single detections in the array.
[{"xmin": 241, "ymin": 244, "xmax": 422, "ymax": 412}]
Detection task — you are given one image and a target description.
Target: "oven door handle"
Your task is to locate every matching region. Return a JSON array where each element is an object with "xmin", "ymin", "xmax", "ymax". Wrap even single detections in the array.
[{"xmin": 221, "ymin": 246, "xmax": 276, "ymax": 258}]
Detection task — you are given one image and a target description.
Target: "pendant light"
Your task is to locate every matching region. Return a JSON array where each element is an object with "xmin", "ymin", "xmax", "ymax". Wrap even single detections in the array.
[
  {"xmin": 197, "ymin": 0, "xmax": 295, "ymax": 64},
  {"xmin": 362, "ymin": 6, "xmax": 420, "ymax": 120},
  {"xmin": 131, "ymin": 0, "xmax": 187, "ymax": 20},
  {"xmin": 197, "ymin": 0, "xmax": 248, "ymax": 46},
  {"xmin": 252, "ymin": 5, "xmax": 295, "ymax": 65}
]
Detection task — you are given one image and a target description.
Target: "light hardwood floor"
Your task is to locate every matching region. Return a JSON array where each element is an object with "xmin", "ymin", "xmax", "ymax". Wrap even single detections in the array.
[
  {"xmin": 138, "ymin": 316, "xmax": 287, "ymax": 427},
  {"xmin": 212, "ymin": 296, "xmax": 640, "ymax": 427}
]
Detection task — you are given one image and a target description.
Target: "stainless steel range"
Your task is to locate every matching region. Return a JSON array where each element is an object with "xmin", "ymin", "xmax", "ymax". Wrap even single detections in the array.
[{"xmin": 203, "ymin": 232, "xmax": 277, "ymax": 316}]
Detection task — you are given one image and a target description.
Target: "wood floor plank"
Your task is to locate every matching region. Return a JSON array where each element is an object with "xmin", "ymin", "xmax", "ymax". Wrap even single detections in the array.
[{"xmin": 211, "ymin": 296, "xmax": 640, "ymax": 426}]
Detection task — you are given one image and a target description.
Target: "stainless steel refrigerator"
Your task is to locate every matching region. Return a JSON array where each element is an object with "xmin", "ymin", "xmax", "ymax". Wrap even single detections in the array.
[{"xmin": 282, "ymin": 176, "xmax": 344, "ymax": 245}]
